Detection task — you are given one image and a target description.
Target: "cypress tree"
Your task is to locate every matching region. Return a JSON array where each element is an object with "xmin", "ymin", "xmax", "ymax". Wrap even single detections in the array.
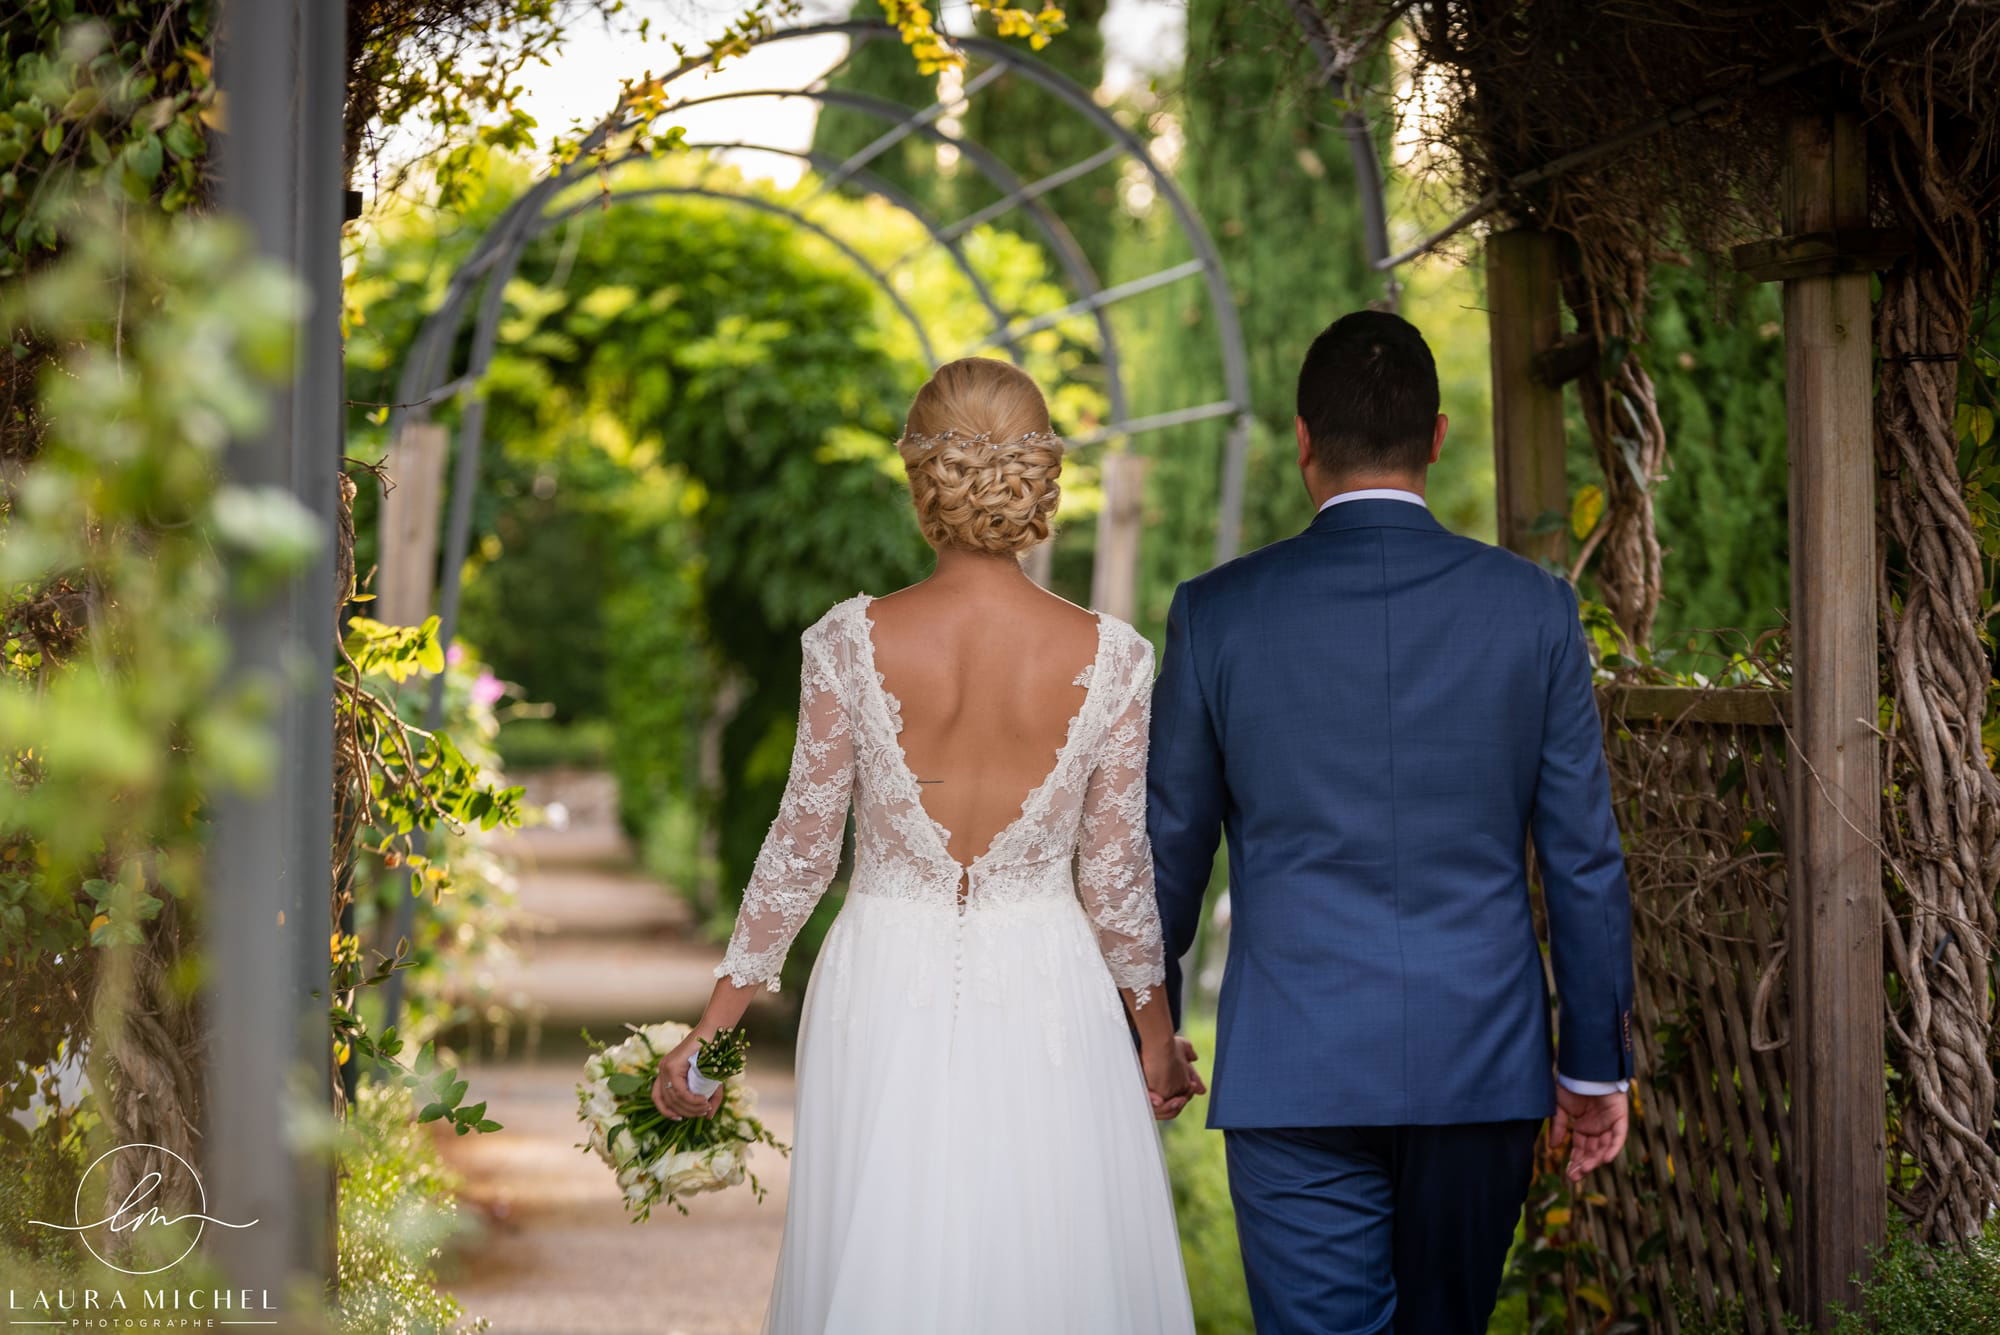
[
  {"xmin": 1131, "ymin": 0, "xmax": 1381, "ymax": 629},
  {"xmin": 958, "ymin": 0, "xmax": 1115, "ymax": 276},
  {"xmin": 810, "ymin": 8, "xmax": 948, "ymax": 205}
]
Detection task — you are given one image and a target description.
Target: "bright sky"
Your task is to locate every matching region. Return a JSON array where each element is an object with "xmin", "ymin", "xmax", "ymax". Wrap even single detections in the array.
[{"xmin": 507, "ymin": 0, "xmax": 1185, "ymax": 187}]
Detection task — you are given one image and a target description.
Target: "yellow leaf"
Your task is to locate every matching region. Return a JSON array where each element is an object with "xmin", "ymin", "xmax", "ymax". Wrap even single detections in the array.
[
  {"xmin": 1571, "ymin": 484, "xmax": 1605, "ymax": 540},
  {"xmin": 89, "ymin": 914, "xmax": 110, "ymax": 933},
  {"xmin": 1955, "ymin": 403, "xmax": 1995, "ymax": 446},
  {"xmin": 1575, "ymin": 1284, "xmax": 1613, "ymax": 1314},
  {"xmin": 1543, "ymin": 1207, "xmax": 1571, "ymax": 1228}
]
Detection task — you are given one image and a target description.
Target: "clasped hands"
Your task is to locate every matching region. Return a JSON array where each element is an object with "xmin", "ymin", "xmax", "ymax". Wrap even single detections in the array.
[{"xmin": 1143, "ymin": 1034, "xmax": 1206, "ymax": 1121}]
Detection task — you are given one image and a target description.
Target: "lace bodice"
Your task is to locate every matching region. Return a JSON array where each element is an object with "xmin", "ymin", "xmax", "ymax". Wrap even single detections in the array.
[{"xmin": 716, "ymin": 594, "xmax": 1167, "ymax": 1007}]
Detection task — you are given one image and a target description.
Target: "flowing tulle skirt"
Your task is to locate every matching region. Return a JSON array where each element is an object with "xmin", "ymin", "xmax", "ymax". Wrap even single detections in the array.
[{"xmin": 760, "ymin": 888, "xmax": 1196, "ymax": 1335}]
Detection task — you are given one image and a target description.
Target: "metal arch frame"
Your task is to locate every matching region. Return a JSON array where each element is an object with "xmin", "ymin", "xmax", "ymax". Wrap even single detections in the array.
[
  {"xmin": 662, "ymin": 85, "xmax": 1132, "ymax": 429},
  {"xmin": 375, "ymin": 21, "xmax": 1257, "ymax": 1034},
  {"xmin": 624, "ymin": 140, "xmax": 1022, "ymax": 360},
  {"xmin": 546, "ymin": 184, "xmax": 941, "ymax": 363},
  {"xmin": 770, "ymin": 20, "xmax": 1258, "ymax": 557}
]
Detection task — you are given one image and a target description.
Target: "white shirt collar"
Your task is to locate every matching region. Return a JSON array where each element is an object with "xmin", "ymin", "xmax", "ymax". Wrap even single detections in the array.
[{"xmin": 1316, "ymin": 487, "xmax": 1428, "ymax": 515}]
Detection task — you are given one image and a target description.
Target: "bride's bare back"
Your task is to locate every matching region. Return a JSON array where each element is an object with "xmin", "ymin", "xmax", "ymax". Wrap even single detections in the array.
[{"xmin": 865, "ymin": 578, "xmax": 1102, "ymax": 876}]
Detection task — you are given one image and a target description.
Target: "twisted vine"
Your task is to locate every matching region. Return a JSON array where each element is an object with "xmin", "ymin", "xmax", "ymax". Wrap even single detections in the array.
[
  {"xmin": 1873, "ymin": 258, "xmax": 2000, "ymax": 1242},
  {"xmin": 1560, "ymin": 238, "xmax": 1670, "ymax": 647}
]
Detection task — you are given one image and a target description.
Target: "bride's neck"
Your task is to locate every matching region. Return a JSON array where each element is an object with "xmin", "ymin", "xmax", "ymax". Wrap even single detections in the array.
[{"xmin": 928, "ymin": 546, "xmax": 1032, "ymax": 588}]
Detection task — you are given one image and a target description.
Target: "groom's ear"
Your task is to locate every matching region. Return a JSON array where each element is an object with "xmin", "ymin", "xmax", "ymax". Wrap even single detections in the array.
[
  {"xmin": 1429, "ymin": 413, "xmax": 1449, "ymax": 464},
  {"xmin": 1295, "ymin": 415, "xmax": 1313, "ymax": 471}
]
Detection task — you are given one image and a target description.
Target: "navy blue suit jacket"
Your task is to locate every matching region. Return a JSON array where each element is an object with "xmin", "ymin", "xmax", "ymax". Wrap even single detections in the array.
[{"xmin": 1147, "ymin": 498, "xmax": 1635, "ymax": 1128}]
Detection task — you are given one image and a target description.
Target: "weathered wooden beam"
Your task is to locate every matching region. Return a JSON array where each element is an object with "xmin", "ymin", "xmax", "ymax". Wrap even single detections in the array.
[
  {"xmin": 1091, "ymin": 450, "xmax": 1150, "ymax": 621},
  {"xmin": 1602, "ymin": 685, "xmax": 1790, "ymax": 728},
  {"xmin": 1533, "ymin": 331, "xmax": 1599, "ymax": 388},
  {"xmin": 1488, "ymin": 228, "xmax": 1569, "ymax": 564},
  {"xmin": 1731, "ymin": 226, "xmax": 1914, "ymax": 283},
  {"xmin": 378, "ymin": 421, "xmax": 450, "ymax": 625},
  {"xmin": 1777, "ymin": 110, "xmax": 1887, "ymax": 1327}
]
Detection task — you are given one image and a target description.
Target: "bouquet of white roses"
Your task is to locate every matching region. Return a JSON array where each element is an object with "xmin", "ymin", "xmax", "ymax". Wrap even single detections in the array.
[{"xmin": 576, "ymin": 1021, "xmax": 787, "ymax": 1220}]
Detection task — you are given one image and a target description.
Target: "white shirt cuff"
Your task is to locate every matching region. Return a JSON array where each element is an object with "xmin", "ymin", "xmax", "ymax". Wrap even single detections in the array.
[{"xmin": 1557, "ymin": 1073, "xmax": 1630, "ymax": 1096}]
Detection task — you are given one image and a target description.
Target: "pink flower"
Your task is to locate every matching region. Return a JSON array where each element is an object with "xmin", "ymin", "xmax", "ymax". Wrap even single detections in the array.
[
  {"xmin": 472, "ymin": 670, "xmax": 506, "ymax": 709},
  {"xmin": 446, "ymin": 643, "xmax": 466, "ymax": 667}
]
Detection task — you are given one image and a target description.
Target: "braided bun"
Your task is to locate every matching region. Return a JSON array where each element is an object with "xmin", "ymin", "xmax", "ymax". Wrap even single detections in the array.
[{"xmin": 897, "ymin": 358, "xmax": 1063, "ymax": 557}]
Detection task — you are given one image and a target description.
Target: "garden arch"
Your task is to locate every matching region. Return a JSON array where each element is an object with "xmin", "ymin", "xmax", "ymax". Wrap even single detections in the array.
[{"xmin": 374, "ymin": 19, "xmax": 1256, "ymax": 1026}]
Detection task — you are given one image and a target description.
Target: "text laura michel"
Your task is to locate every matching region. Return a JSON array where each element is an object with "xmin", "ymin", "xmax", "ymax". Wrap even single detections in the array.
[{"xmin": 8, "ymin": 1288, "xmax": 276, "ymax": 1313}]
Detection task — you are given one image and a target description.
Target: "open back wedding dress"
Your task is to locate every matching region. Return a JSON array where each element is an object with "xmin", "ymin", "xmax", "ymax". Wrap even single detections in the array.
[{"xmin": 716, "ymin": 595, "xmax": 1195, "ymax": 1335}]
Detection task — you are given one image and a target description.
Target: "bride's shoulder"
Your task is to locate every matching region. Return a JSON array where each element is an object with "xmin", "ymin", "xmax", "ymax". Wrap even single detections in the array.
[
  {"xmin": 1091, "ymin": 611, "xmax": 1156, "ymax": 676},
  {"xmin": 801, "ymin": 594, "xmax": 874, "ymax": 649}
]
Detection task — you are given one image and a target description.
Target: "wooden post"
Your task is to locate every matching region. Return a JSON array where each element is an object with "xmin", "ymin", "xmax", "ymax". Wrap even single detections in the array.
[
  {"xmin": 378, "ymin": 421, "xmax": 450, "ymax": 625},
  {"xmin": 1487, "ymin": 228, "xmax": 1568, "ymax": 563},
  {"xmin": 1778, "ymin": 109, "xmax": 1886, "ymax": 1324},
  {"xmin": 1091, "ymin": 450, "xmax": 1150, "ymax": 622}
]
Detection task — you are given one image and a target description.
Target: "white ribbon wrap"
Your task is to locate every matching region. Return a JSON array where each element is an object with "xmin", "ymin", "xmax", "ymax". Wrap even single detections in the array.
[{"xmin": 686, "ymin": 1056, "xmax": 721, "ymax": 1099}]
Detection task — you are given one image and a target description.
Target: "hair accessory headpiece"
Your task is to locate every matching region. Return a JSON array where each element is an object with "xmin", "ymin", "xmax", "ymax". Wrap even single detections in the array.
[{"xmin": 899, "ymin": 426, "xmax": 1064, "ymax": 457}]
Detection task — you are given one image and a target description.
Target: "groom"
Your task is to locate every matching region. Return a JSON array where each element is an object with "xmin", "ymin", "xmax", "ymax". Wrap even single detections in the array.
[{"xmin": 1148, "ymin": 311, "xmax": 1635, "ymax": 1335}]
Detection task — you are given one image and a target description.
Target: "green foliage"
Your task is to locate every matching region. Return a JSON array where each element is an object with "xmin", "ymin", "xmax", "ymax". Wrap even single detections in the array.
[
  {"xmin": 1956, "ymin": 317, "xmax": 2000, "ymax": 773},
  {"xmin": 812, "ymin": 3, "xmax": 946, "ymax": 205},
  {"xmin": 334, "ymin": 634, "xmax": 526, "ymax": 1092},
  {"xmin": 0, "ymin": 2, "xmax": 219, "ymax": 275},
  {"xmin": 347, "ymin": 0, "xmax": 637, "ymax": 211},
  {"xmin": 335, "ymin": 1080, "xmax": 490, "ymax": 1334},
  {"xmin": 1618, "ymin": 261, "xmax": 1789, "ymax": 662},
  {"xmin": 1672, "ymin": 1221, "xmax": 2000, "ymax": 1335},
  {"xmin": 1128, "ymin": 0, "xmax": 1388, "ymax": 631},
  {"xmin": 1499, "ymin": 1166, "xmax": 1660, "ymax": 1334},
  {"xmin": 0, "ymin": 196, "xmax": 305, "ymax": 1085},
  {"xmin": 1160, "ymin": 1018, "xmax": 1256, "ymax": 1335},
  {"xmin": 0, "ymin": 1102, "xmax": 89, "ymax": 1270},
  {"xmin": 962, "ymin": 0, "xmax": 1114, "ymax": 275},
  {"xmin": 495, "ymin": 715, "xmax": 614, "ymax": 771}
]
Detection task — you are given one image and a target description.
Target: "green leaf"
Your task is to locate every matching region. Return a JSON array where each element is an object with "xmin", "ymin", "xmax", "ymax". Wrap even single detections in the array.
[
  {"xmin": 164, "ymin": 119, "xmax": 202, "ymax": 160},
  {"xmin": 1570, "ymin": 484, "xmax": 1605, "ymax": 540},
  {"xmin": 1955, "ymin": 402, "xmax": 1994, "ymax": 447}
]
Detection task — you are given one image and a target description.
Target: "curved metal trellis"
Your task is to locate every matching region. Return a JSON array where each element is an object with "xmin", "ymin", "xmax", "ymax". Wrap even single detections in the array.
[{"xmin": 374, "ymin": 22, "xmax": 1256, "ymax": 1028}]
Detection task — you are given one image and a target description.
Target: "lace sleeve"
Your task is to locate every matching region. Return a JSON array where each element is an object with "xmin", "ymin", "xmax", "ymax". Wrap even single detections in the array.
[
  {"xmin": 715, "ymin": 623, "xmax": 855, "ymax": 992},
  {"xmin": 1075, "ymin": 635, "xmax": 1167, "ymax": 1008}
]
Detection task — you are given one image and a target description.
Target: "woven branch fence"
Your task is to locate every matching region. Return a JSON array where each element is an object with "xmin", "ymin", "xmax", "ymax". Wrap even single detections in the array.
[{"xmin": 1582, "ymin": 684, "xmax": 1796, "ymax": 1332}]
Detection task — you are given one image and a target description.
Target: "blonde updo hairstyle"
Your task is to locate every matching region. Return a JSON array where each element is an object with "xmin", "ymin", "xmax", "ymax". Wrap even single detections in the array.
[{"xmin": 897, "ymin": 358, "xmax": 1063, "ymax": 557}]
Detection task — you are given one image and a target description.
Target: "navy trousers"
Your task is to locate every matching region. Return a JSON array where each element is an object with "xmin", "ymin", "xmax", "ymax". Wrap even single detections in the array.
[{"xmin": 1224, "ymin": 1121, "xmax": 1541, "ymax": 1335}]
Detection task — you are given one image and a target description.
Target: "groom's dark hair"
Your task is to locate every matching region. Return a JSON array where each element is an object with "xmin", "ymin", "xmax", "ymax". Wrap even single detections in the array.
[{"xmin": 1296, "ymin": 311, "xmax": 1440, "ymax": 476}]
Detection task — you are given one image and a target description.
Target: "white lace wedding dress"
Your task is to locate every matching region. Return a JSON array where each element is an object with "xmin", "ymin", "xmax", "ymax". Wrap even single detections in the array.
[{"xmin": 715, "ymin": 595, "xmax": 1195, "ymax": 1335}]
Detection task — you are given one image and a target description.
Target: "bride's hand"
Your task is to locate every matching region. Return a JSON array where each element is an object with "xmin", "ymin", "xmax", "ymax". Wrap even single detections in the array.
[
  {"xmin": 1143, "ymin": 1034, "xmax": 1206, "ymax": 1121},
  {"xmin": 651, "ymin": 1029, "xmax": 724, "ymax": 1121}
]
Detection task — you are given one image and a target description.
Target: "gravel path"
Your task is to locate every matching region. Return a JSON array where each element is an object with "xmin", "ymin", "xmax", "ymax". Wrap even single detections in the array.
[{"xmin": 434, "ymin": 770, "xmax": 791, "ymax": 1335}]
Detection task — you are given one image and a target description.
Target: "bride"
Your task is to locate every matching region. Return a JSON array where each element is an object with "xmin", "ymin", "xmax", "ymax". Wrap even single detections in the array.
[{"xmin": 650, "ymin": 356, "xmax": 1201, "ymax": 1333}]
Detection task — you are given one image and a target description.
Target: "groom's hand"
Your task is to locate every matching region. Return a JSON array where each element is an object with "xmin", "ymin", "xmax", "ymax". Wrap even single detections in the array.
[
  {"xmin": 1551, "ymin": 1086, "xmax": 1629, "ymax": 1182},
  {"xmin": 1143, "ymin": 1034, "xmax": 1206, "ymax": 1121}
]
